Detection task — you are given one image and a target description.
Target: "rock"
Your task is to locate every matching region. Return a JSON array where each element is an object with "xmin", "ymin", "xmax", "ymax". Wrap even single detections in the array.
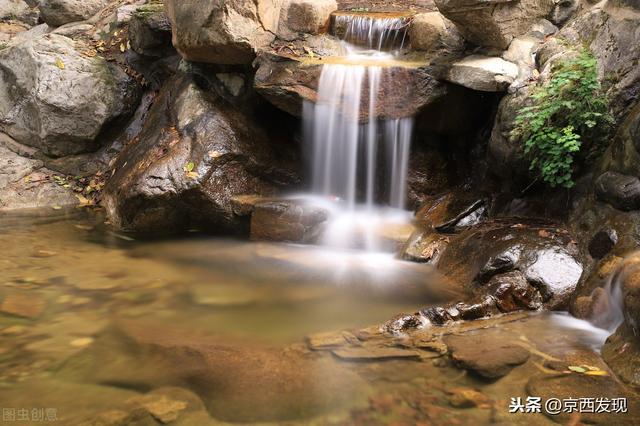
[
  {"xmin": 382, "ymin": 313, "xmax": 425, "ymax": 334},
  {"xmin": 38, "ymin": 0, "xmax": 110, "ymax": 27},
  {"xmin": 408, "ymin": 12, "xmax": 463, "ymax": 52},
  {"xmin": 250, "ymin": 200, "xmax": 329, "ymax": 244},
  {"xmin": 0, "ymin": 0, "xmax": 39, "ymax": 25},
  {"xmin": 444, "ymin": 332, "xmax": 530, "ymax": 378},
  {"xmin": 447, "ymin": 387, "xmax": 490, "ymax": 408},
  {"xmin": 486, "ymin": 271, "xmax": 542, "ymax": 313},
  {"xmin": 503, "ymin": 35, "xmax": 540, "ymax": 66},
  {"xmin": 415, "ymin": 192, "xmax": 487, "ymax": 232},
  {"xmin": 602, "ymin": 324, "xmax": 640, "ymax": 389},
  {"xmin": 164, "ymin": 0, "xmax": 280, "ymax": 65},
  {"xmin": 588, "ymin": 229, "xmax": 619, "ymax": 259},
  {"xmin": 437, "ymin": 221, "xmax": 583, "ymax": 310},
  {"xmin": 307, "ymin": 330, "xmax": 357, "ymax": 350},
  {"xmin": 0, "ymin": 292, "xmax": 46, "ymax": 319},
  {"xmin": 128, "ymin": 3, "xmax": 174, "ymax": 58},
  {"xmin": 0, "ymin": 139, "xmax": 77, "ymax": 210},
  {"xmin": 332, "ymin": 346, "xmax": 423, "ymax": 361},
  {"xmin": 282, "ymin": 0, "xmax": 336, "ymax": 35},
  {"xmin": 254, "ymin": 55, "xmax": 448, "ymax": 119},
  {"xmin": 0, "ymin": 33, "xmax": 140, "ymax": 157},
  {"xmin": 442, "ymin": 55, "xmax": 519, "ymax": 92},
  {"xmin": 59, "ymin": 320, "xmax": 365, "ymax": 423},
  {"xmin": 595, "ymin": 171, "xmax": 640, "ymax": 211},
  {"xmin": 401, "ymin": 231, "xmax": 449, "ymax": 264},
  {"xmin": 102, "ymin": 76, "xmax": 299, "ymax": 234},
  {"xmin": 550, "ymin": 0, "xmax": 579, "ymax": 26},
  {"xmin": 435, "ymin": 0, "xmax": 555, "ymax": 49}
]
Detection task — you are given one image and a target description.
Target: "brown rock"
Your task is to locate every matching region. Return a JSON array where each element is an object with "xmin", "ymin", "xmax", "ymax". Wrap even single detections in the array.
[
  {"xmin": 0, "ymin": 292, "xmax": 46, "ymax": 319},
  {"xmin": 250, "ymin": 200, "xmax": 329, "ymax": 243},
  {"xmin": 444, "ymin": 332, "xmax": 530, "ymax": 378}
]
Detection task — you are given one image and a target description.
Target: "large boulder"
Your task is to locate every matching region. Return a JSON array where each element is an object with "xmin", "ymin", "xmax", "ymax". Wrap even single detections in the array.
[
  {"xmin": 408, "ymin": 11, "xmax": 464, "ymax": 52},
  {"xmin": 0, "ymin": 0, "xmax": 39, "ymax": 25},
  {"xmin": 438, "ymin": 55, "xmax": 519, "ymax": 92},
  {"xmin": 128, "ymin": 3, "xmax": 174, "ymax": 58},
  {"xmin": 102, "ymin": 76, "xmax": 300, "ymax": 234},
  {"xmin": 595, "ymin": 171, "xmax": 640, "ymax": 212},
  {"xmin": 434, "ymin": 0, "xmax": 555, "ymax": 49},
  {"xmin": 38, "ymin": 0, "xmax": 111, "ymax": 27},
  {"xmin": 0, "ymin": 33, "xmax": 141, "ymax": 157},
  {"xmin": 281, "ymin": 0, "xmax": 337, "ymax": 35},
  {"xmin": 164, "ymin": 0, "xmax": 282, "ymax": 65}
]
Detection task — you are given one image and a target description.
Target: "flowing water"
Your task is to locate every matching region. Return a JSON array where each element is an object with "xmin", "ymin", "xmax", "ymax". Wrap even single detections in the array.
[
  {"xmin": 302, "ymin": 14, "xmax": 414, "ymax": 251},
  {"xmin": 0, "ymin": 209, "xmax": 633, "ymax": 425}
]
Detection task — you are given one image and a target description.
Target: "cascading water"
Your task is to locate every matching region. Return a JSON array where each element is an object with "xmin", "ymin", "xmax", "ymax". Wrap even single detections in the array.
[{"xmin": 303, "ymin": 13, "xmax": 414, "ymax": 251}]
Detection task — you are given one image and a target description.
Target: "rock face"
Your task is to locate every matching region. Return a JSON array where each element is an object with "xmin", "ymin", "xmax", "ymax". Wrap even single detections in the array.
[
  {"xmin": 254, "ymin": 56, "xmax": 449, "ymax": 119},
  {"xmin": 102, "ymin": 76, "xmax": 300, "ymax": 234},
  {"xmin": 38, "ymin": 0, "xmax": 111, "ymax": 27},
  {"xmin": 435, "ymin": 0, "xmax": 555, "ymax": 49},
  {"xmin": 0, "ymin": 33, "xmax": 140, "ymax": 157},
  {"xmin": 283, "ymin": 0, "xmax": 336, "ymax": 35},
  {"xmin": 0, "ymin": 0, "xmax": 39, "ymax": 25},
  {"xmin": 164, "ymin": 0, "xmax": 281, "ymax": 65}
]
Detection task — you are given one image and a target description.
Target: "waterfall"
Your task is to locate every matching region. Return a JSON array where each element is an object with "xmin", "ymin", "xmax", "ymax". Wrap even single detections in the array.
[{"xmin": 302, "ymin": 13, "xmax": 414, "ymax": 251}]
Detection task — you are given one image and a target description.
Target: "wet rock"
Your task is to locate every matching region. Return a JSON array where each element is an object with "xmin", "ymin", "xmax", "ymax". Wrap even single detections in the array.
[
  {"xmin": 0, "ymin": 33, "xmax": 141, "ymax": 157},
  {"xmin": 38, "ymin": 0, "xmax": 110, "ymax": 27},
  {"xmin": 128, "ymin": 3, "xmax": 174, "ymax": 58},
  {"xmin": 588, "ymin": 229, "xmax": 619, "ymax": 259},
  {"xmin": 307, "ymin": 330, "xmax": 358, "ymax": 350},
  {"xmin": 437, "ymin": 221, "xmax": 583, "ymax": 310},
  {"xmin": 164, "ymin": 0, "xmax": 279, "ymax": 64},
  {"xmin": 486, "ymin": 271, "xmax": 542, "ymax": 313},
  {"xmin": 0, "ymin": 140, "xmax": 77, "ymax": 211},
  {"xmin": 415, "ymin": 192, "xmax": 487, "ymax": 232},
  {"xmin": 456, "ymin": 296, "xmax": 498, "ymax": 321},
  {"xmin": 421, "ymin": 305, "xmax": 460, "ymax": 325},
  {"xmin": 440, "ymin": 55, "xmax": 519, "ymax": 92},
  {"xmin": 332, "ymin": 346, "xmax": 423, "ymax": 361},
  {"xmin": 602, "ymin": 324, "xmax": 640, "ymax": 389},
  {"xmin": 282, "ymin": 0, "xmax": 336, "ymax": 35},
  {"xmin": 0, "ymin": 292, "xmax": 46, "ymax": 319},
  {"xmin": 401, "ymin": 231, "xmax": 449, "ymax": 264},
  {"xmin": 254, "ymin": 54, "xmax": 448, "ymax": 119},
  {"xmin": 408, "ymin": 12, "xmax": 463, "ymax": 52},
  {"xmin": 102, "ymin": 76, "xmax": 299, "ymax": 234},
  {"xmin": 435, "ymin": 0, "xmax": 555, "ymax": 49},
  {"xmin": 250, "ymin": 200, "xmax": 329, "ymax": 244},
  {"xmin": 595, "ymin": 171, "xmax": 640, "ymax": 212},
  {"xmin": 382, "ymin": 313, "xmax": 425, "ymax": 334},
  {"xmin": 444, "ymin": 333, "xmax": 530, "ymax": 378}
]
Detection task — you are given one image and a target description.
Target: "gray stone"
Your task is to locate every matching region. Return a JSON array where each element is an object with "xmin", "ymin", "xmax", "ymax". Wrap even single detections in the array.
[
  {"xmin": 444, "ymin": 55, "xmax": 519, "ymax": 92},
  {"xmin": 38, "ymin": 0, "xmax": 110, "ymax": 27},
  {"xmin": 282, "ymin": 0, "xmax": 336, "ymax": 35},
  {"xmin": 0, "ymin": 33, "xmax": 140, "ymax": 157}
]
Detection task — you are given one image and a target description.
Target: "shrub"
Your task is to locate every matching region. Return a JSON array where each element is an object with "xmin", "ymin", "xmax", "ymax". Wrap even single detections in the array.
[{"xmin": 512, "ymin": 48, "xmax": 614, "ymax": 188}]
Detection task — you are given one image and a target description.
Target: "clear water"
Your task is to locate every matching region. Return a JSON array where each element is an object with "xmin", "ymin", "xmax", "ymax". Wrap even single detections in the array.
[{"xmin": 0, "ymin": 209, "xmax": 630, "ymax": 425}]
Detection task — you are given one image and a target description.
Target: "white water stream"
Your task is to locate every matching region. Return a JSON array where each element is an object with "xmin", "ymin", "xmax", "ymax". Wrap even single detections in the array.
[{"xmin": 302, "ymin": 14, "xmax": 413, "ymax": 251}]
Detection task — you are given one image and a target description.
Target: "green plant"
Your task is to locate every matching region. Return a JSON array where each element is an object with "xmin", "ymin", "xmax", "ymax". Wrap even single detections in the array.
[{"xmin": 512, "ymin": 48, "xmax": 614, "ymax": 188}]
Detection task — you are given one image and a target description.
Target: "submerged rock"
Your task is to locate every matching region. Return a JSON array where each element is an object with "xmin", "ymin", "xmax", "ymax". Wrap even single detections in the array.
[
  {"xmin": 38, "ymin": 0, "xmax": 111, "ymax": 27},
  {"xmin": 0, "ymin": 33, "xmax": 141, "ymax": 157},
  {"xmin": 103, "ymin": 76, "xmax": 299, "ymax": 234}
]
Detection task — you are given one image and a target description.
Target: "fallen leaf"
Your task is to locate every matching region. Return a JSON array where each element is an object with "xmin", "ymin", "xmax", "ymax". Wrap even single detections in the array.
[
  {"xmin": 184, "ymin": 162, "xmax": 195, "ymax": 172},
  {"xmin": 55, "ymin": 57, "xmax": 65, "ymax": 70},
  {"xmin": 568, "ymin": 366, "xmax": 587, "ymax": 373},
  {"xmin": 120, "ymin": 42, "xmax": 126, "ymax": 52}
]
